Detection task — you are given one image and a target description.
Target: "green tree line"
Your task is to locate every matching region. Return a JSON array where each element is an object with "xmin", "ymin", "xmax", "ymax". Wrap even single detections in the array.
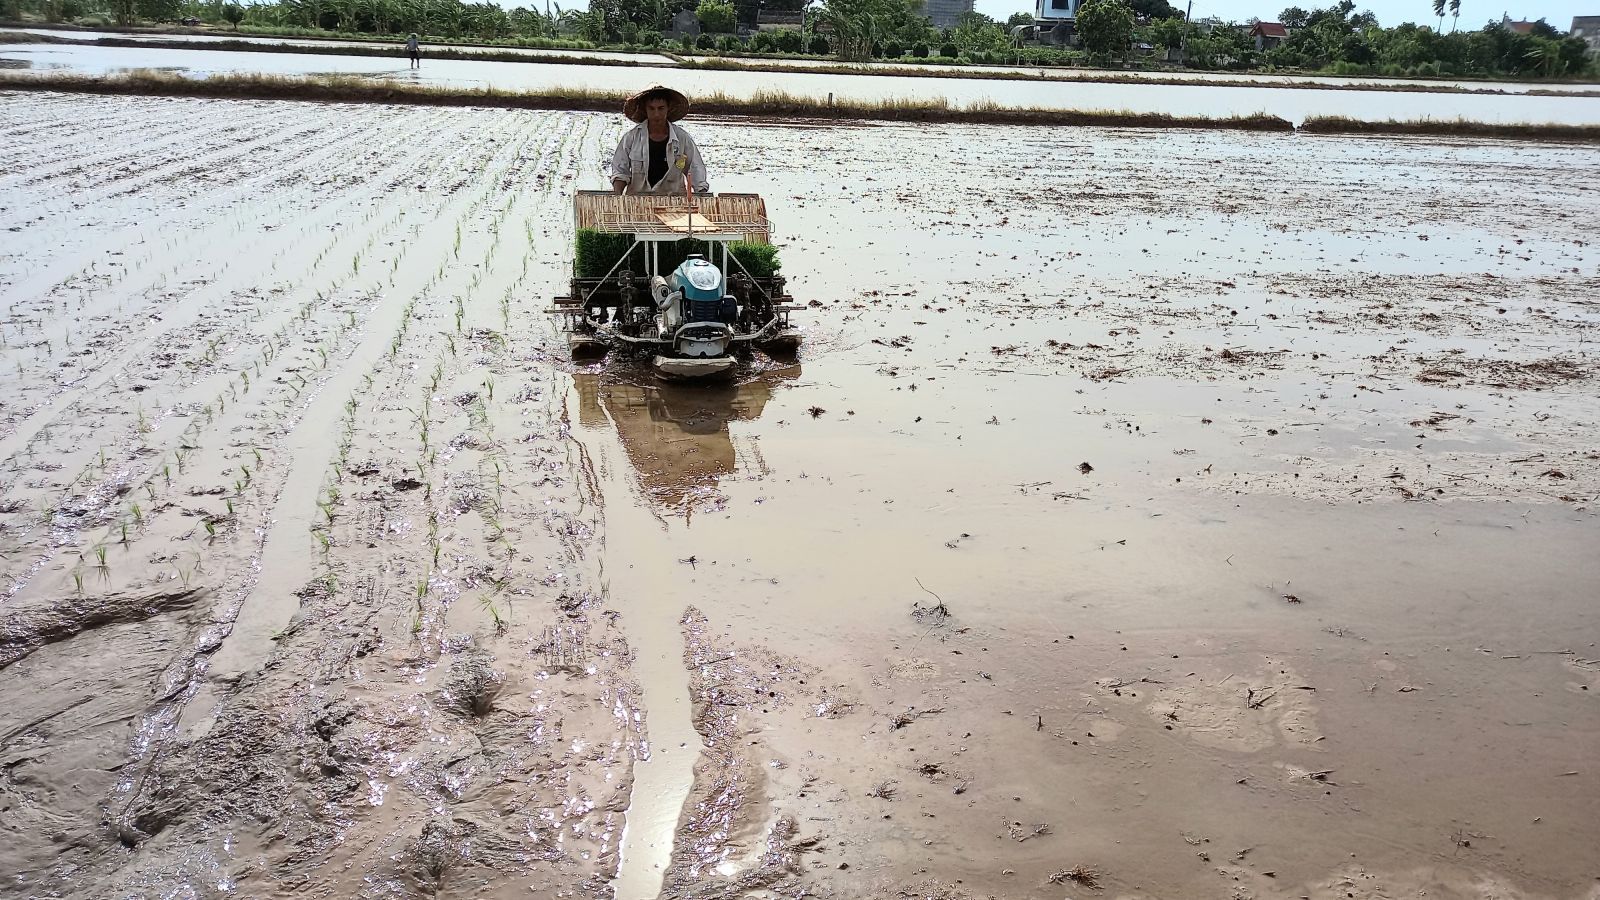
[
  {"xmin": 1075, "ymin": 0, "xmax": 1591, "ymax": 77},
  {"xmin": 4, "ymin": 0, "xmax": 1591, "ymax": 76}
]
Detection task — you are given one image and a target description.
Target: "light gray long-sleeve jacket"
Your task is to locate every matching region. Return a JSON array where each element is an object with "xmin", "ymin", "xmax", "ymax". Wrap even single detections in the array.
[{"xmin": 608, "ymin": 122, "xmax": 710, "ymax": 195}]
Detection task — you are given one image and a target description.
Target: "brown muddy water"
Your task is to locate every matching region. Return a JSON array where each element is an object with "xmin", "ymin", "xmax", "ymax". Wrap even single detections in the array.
[{"xmin": 0, "ymin": 92, "xmax": 1597, "ymax": 900}]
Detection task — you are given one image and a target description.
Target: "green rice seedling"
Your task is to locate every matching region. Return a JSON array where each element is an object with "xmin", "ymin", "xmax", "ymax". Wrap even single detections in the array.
[
  {"xmin": 136, "ymin": 407, "xmax": 150, "ymax": 434},
  {"xmin": 444, "ymin": 333, "xmax": 456, "ymax": 356},
  {"xmin": 480, "ymin": 594, "xmax": 505, "ymax": 632},
  {"xmin": 252, "ymin": 447, "xmax": 263, "ymax": 466},
  {"xmin": 312, "ymin": 528, "xmax": 331, "ymax": 555},
  {"xmin": 317, "ymin": 347, "xmax": 328, "ymax": 368},
  {"xmin": 162, "ymin": 464, "xmax": 171, "ymax": 486},
  {"xmin": 93, "ymin": 544, "xmax": 107, "ymax": 569},
  {"xmin": 484, "ymin": 375, "xmax": 494, "ymax": 402},
  {"xmin": 204, "ymin": 519, "xmax": 216, "ymax": 539},
  {"xmin": 234, "ymin": 479, "xmax": 244, "ymax": 494},
  {"xmin": 352, "ymin": 254, "xmax": 359, "ymax": 274},
  {"xmin": 72, "ymin": 568, "xmax": 84, "ymax": 596},
  {"xmin": 224, "ymin": 498, "xmax": 234, "ymax": 516},
  {"xmin": 318, "ymin": 499, "xmax": 334, "ymax": 524},
  {"xmin": 98, "ymin": 447, "xmax": 107, "ymax": 470},
  {"xmin": 143, "ymin": 483, "xmax": 156, "ymax": 502}
]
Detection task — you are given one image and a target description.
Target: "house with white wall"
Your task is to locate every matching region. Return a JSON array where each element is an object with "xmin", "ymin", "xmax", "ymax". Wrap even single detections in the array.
[{"xmin": 1033, "ymin": 0, "xmax": 1081, "ymax": 44}]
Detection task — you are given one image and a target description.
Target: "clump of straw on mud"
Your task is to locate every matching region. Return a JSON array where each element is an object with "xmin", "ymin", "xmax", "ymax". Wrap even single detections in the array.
[{"xmin": 1048, "ymin": 865, "xmax": 1102, "ymax": 888}]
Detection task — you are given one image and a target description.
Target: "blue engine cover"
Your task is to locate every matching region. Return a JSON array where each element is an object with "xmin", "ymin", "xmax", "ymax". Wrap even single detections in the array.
[{"xmin": 673, "ymin": 256, "xmax": 724, "ymax": 302}]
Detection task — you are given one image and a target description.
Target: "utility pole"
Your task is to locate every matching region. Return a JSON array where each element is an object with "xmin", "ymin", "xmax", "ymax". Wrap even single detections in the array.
[{"xmin": 1180, "ymin": 0, "xmax": 1192, "ymax": 59}]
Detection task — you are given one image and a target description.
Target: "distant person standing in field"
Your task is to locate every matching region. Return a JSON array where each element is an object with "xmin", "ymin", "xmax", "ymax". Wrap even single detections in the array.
[
  {"xmin": 609, "ymin": 85, "xmax": 710, "ymax": 196},
  {"xmin": 406, "ymin": 33, "xmax": 421, "ymax": 69}
]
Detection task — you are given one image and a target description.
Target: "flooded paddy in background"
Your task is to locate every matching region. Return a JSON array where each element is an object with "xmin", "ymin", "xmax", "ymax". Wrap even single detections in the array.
[
  {"xmin": 5, "ymin": 38, "xmax": 1600, "ymax": 124},
  {"xmin": 6, "ymin": 25, "xmax": 680, "ymax": 63},
  {"xmin": 0, "ymin": 91, "xmax": 1596, "ymax": 899},
  {"xmin": 716, "ymin": 50, "xmax": 1600, "ymax": 94},
  {"xmin": 15, "ymin": 25, "xmax": 1600, "ymax": 95}
]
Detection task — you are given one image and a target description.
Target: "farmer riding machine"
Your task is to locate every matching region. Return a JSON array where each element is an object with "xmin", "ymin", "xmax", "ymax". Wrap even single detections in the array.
[{"xmin": 551, "ymin": 191, "xmax": 801, "ymax": 379}]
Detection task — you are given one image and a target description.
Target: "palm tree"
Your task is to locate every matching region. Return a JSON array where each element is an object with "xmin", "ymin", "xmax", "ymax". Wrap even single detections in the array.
[
  {"xmin": 1448, "ymin": 0, "xmax": 1459, "ymax": 32},
  {"xmin": 1431, "ymin": 0, "xmax": 1444, "ymax": 32}
]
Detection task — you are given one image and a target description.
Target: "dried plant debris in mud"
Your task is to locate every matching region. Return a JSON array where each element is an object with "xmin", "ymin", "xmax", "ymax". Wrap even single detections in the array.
[
  {"xmin": 1212, "ymin": 861, "xmax": 1556, "ymax": 900},
  {"xmin": 1393, "ymin": 351, "xmax": 1598, "ymax": 391},
  {"xmin": 1096, "ymin": 658, "xmax": 1322, "ymax": 754},
  {"xmin": 1048, "ymin": 864, "xmax": 1102, "ymax": 888},
  {"xmin": 662, "ymin": 607, "xmax": 851, "ymax": 897}
]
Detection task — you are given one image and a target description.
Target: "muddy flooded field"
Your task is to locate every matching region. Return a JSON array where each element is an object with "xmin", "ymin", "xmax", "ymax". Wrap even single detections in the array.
[{"xmin": 1, "ymin": 91, "xmax": 1597, "ymax": 900}]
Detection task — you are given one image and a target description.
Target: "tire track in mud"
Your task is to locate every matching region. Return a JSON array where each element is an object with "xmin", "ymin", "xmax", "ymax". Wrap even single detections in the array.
[
  {"xmin": 534, "ymin": 110, "xmax": 718, "ymax": 899},
  {"xmin": 566, "ymin": 389, "xmax": 707, "ymax": 900}
]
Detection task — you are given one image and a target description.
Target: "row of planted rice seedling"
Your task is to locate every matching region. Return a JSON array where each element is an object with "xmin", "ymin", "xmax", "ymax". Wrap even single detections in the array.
[
  {"xmin": 0, "ymin": 151, "xmax": 443, "ymax": 608},
  {"xmin": 312, "ymin": 116, "xmax": 589, "ymax": 653}
]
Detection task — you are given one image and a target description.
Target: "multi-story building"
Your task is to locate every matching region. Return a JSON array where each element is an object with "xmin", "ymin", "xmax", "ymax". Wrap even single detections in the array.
[
  {"xmin": 920, "ymin": 0, "xmax": 974, "ymax": 29},
  {"xmin": 1034, "ymin": 0, "xmax": 1081, "ymax": 25},
  {"xmin": 1573, "ymin": 16, "xmax": 1600, "ymax": 56}
]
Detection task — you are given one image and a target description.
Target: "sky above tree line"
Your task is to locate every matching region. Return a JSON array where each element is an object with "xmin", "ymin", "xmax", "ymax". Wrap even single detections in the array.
[{"xmin": 969, "ymin": 0, "xmax": 1596, "ymax": 28}]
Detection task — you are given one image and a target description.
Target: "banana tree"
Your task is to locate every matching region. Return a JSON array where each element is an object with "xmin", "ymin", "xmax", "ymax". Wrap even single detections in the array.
[{"xmin": 1523, "ymin": 39, "xmax": 1565, "ymax": 76}]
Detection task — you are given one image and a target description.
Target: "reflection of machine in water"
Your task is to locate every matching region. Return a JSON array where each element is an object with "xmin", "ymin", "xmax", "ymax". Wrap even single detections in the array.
[{"xmin": 574, "ymin": 368, "xmax": 798, "ymax": 514}]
